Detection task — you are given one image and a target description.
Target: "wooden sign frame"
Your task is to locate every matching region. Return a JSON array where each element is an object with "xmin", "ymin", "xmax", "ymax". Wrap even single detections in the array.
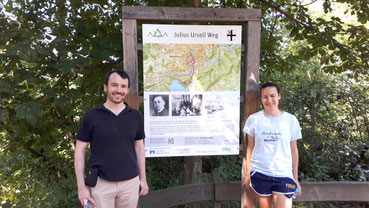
[{"xmin": 122, "ymin": 6, "xmax": 261, "ymax": 207}]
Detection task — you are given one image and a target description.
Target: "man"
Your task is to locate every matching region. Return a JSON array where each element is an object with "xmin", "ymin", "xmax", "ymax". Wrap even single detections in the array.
[
  {"xmin": 172, "ymin": 94, "xmax": 182, "ymax": 116},
  {"xmin": 74, "ymin": 70, "xmax": 149, "ymax": 208},
  {"xmin": 151, "ymin": 95, "xmax": 169, "ymax": 116}
]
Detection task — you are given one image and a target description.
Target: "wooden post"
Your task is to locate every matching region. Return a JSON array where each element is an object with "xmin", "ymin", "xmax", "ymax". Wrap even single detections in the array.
[
  {"xmin": 213, "ymin": 169, "xmax": 222, "ymax": 208},
  {"xmin": 241, "ymin": 20, "xmax": 260, "ymax": 208},
  {"xmin": 122, "ymin": 17, "xmax": 139, "ymax": 110}
]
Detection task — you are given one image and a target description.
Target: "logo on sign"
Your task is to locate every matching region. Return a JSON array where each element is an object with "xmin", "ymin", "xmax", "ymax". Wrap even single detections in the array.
[
  {"xmin": 149, "ymin": 150, "xmax": 156, "ymax": 154},
  {"xmin": 148, "ymin": 28, "xmax": 168, "ymax": 38},
  {"xmin": 227, "ymin": 30, "xmax": 236, "ymax": 41}
]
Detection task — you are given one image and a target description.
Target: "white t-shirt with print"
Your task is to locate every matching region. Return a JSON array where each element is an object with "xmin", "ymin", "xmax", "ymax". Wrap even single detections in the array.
[{"xmin": 243, "ymin": 110, "xmax": 302, "ymax": 178}]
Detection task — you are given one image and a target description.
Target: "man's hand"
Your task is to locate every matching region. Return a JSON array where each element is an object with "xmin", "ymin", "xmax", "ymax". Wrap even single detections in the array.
[
  {"xmin": 139, "ymin": 180, "xmax": 149, "ymax": 196},
  {"xmin": 78, "ymin": 185, "xmax": 96, "ymax": 206}
]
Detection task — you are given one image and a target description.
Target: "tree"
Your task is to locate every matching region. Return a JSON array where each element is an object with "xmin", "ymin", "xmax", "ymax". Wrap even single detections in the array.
[
  {"xmin": 0, "ymin": 1, "xmax": 126, "ymax": 206},
  {"xmin": 256, "ymin": 0, "xmax": 368, "ymax": 78}
]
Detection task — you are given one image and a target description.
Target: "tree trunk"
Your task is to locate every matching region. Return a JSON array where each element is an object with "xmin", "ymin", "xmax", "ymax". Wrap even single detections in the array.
[
  {"xmin": 184, "ymin": 156, "xmax": 203, "ymax": 184},
  {"xmin": 190, "ymin": 0, "xmax": 201, "ymax": 7}
]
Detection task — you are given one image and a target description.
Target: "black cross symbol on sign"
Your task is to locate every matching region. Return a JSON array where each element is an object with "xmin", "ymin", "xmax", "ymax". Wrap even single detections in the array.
[{"xmin": 227, "ymin": 30, "xmax": 236, "ymax": 41}]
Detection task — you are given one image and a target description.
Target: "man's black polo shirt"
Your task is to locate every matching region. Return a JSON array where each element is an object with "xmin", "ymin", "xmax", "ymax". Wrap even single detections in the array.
[{"xmin": 76, "ymin": 103, "xmax": 145, "ymax": 181}]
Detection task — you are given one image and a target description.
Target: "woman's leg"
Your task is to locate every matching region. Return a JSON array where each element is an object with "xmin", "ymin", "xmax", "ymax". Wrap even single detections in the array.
[
  {"xmin": 273, "ymin": 193, "xmax": 292, "ymax": 208},
  {"xmin": 256, "ymin": 195, "xmax": 273, "ymax": 208}
]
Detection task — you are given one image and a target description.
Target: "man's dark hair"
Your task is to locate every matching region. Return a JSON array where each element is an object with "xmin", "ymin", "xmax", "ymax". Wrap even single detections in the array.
[
  {"xmin": 261, "ymin": 82, "xmax": 281, "ymax": 95},
  {"xmin": 154, "ymin": 95, "xmax": 165, "ymax": 102},
  {"xmin": 104, "ymin": 70, "xmax": 130, "ymax": 88}
]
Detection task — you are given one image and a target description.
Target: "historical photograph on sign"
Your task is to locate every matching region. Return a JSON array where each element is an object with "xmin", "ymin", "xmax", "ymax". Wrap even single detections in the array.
[
  {"xmin": 172, "ymin": 94, "xmax": 202, "ymax": 116},
  {"xmin": 150, "ymin": 94, "xmax": 169, "ymax": 116}
]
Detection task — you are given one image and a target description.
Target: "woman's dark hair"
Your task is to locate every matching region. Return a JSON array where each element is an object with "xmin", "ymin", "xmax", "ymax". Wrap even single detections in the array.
[
  {"xmin": 104, "ymin": 70, "xmax": 130, "ymax": 88},
  {"xmin": 261, "ymin": 82, "xmax": 281, "ymax": 95}
]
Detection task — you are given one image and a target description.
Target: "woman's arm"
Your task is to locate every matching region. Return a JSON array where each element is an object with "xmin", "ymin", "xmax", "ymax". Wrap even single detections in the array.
[
  {"xmin": 291, "ymin": 140, "xmax": 302, "ymax": 197},
  {"xmin": 243, "ymin": 134, "xmax": 255, "ymax": 187}
]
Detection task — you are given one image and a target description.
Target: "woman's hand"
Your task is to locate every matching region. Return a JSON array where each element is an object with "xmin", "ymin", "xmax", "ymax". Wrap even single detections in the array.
[{"xmin": 296, "ymin": 181, "xmax": 302, "ymax": 197}]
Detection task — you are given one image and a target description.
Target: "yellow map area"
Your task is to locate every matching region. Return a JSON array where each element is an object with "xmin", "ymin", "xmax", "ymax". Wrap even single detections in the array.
[{"xmin": 144, "ymin": 43, "xmax": 241, "ymax": 92}]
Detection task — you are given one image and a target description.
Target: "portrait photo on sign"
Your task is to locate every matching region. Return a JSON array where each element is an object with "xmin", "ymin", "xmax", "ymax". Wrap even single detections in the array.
[
  {"xmin": 150, "ymin": 94, "xmax": 169, "ymax": 116},
  {"xmin": 172, "ymin": 94, "xmax": 203, "ymax": 116}
]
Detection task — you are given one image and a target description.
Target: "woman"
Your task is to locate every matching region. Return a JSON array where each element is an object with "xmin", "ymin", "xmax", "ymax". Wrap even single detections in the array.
[{"xmin": 243, "ymin": 82, "xmax": 302, "ymax": 208}]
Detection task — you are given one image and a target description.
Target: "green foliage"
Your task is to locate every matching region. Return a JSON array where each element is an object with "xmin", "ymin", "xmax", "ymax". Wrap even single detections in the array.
[
  {"xmin": 146, "ymin": 155, "xmax": 242, "ymax": 190},
  {"xmin": 202, "ymin": 155, "xmax": 242, "ymax": 182},
  {"xmin": 256, "ymin": 0, "xmax": 369, "ymax": 78},
  {"xmin": 0, "ymin": 144, "xmax": 77, "ymax": 207},
  {"xmin": 146, "ymin": 157, "xmax": 185, "ymax": 189},
  {"xmin": 0, "ymin": 0, "xmax": 124, "ymax": 206},
  {"xmin": 15, "ymin": 101, "xmax": 43, "ymax": 124}
]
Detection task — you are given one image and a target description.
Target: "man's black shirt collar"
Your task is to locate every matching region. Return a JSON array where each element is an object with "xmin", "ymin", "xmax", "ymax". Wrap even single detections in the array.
[{"xmin": 95, "ymin": 102, "xmax": 133, "ymax": 114}]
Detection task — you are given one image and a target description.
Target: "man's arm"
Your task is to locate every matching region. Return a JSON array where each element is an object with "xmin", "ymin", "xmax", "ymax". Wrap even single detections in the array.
[
  {"xmin": 74, "ymin": 140, "xmax": 96, "ymax": 206},
  {"xmin": 135, "ymin": 139, "xmax": 149, "ymax": 196},
  {"xmin": 291, "ymin": 140, "xmax": 302, "ymax": 197}
]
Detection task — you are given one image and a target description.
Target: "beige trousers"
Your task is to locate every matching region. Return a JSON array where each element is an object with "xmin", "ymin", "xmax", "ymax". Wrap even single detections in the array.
[{"xmin": 91, "ymin": 176, "xmax": 139, "ymax": 208}]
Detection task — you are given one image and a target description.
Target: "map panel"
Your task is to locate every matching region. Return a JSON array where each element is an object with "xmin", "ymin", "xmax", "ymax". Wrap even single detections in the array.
[{"xmin": 144, "ymin": 43, "xmax": 241, "ymax": 92}]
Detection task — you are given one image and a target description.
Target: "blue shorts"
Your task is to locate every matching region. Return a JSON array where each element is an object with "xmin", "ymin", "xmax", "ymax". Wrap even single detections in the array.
[{"xmin": 249, "ymin": 171, "xmax": 297, "ymax": 198}]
